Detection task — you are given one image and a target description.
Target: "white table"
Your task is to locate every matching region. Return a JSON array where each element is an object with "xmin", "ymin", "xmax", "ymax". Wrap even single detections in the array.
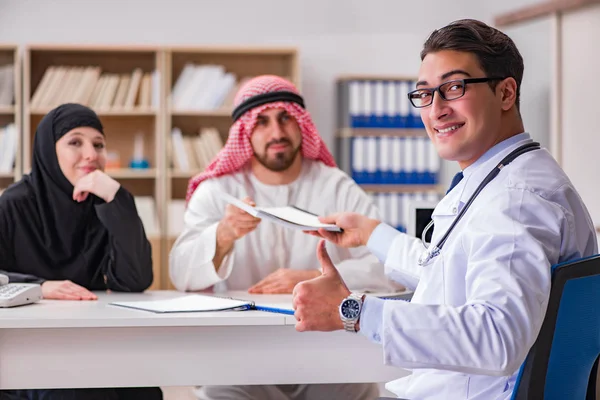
[{"xmin": 0, "ymin": 291, "xmax": 408, "ymax": 390}]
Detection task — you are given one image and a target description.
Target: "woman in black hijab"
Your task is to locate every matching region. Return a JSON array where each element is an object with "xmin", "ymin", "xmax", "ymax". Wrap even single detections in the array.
[{"xmin": 0, "ymin": 103, "xmax": 162, "ymax": 399}]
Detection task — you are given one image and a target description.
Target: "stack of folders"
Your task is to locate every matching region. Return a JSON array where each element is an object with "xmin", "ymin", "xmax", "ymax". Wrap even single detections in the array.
[
  {"xmin": 350, "ymin": 136, "xmax": 440, "ymax": 185},
  {"xmin": 371, "ymin": 191, "xmax": 440, "ymax": 233},
  {"xmin": 339, "ymin": 79, "xmax": 424, "ymax": 129},
  {"xmin": 337, "ymin": 79, "xmax": 441, "ymax": 185}
]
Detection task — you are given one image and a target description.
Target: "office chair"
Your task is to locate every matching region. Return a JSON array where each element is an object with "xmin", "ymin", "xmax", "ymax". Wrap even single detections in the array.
[
  {"xmin": 511, "ymin": 254, "xmax": 600, "ymax": 399},
  {"xmin": 377, "ymin": 254, "xmax": 600, "ymax": 400}
]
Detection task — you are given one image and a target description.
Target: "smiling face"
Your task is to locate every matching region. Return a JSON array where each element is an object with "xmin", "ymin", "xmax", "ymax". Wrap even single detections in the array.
[
  {"xmin": 417, "ymin": 50, "xmax": 513, "ymax": 169},
  {"xmin": 55, "ymin": 126, "xmax": 106, "ymax": 185},
  {"xmin": 250, "ymin": 107, "xmax": 302, "ymax": 172}
]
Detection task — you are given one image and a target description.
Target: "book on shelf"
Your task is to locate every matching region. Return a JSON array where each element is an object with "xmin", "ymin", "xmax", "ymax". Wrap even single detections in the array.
[
  {"xmin": 30, "ymin": 65, "xmax": 158, "ymax": 111},
  {"xmin": 336, "ymin": 77, "xmax": 443, "ymax": 188},
  {"xmin": 337, "ymin": 78, "xmax": 424, "ymax": 129},
  {"xmin": 170, "ymin": 65, "xmax": 267, "ymax": 112},
  {"xmin": 171, "ymin": 63, "xmax": 237, "ymax": 111},
  {"xmin": 123, "ymin": 68, "xmax": 143, "ymax": 109},
  {"xmin": 0, "ymin": 123, "xmax": 17, "ymax": 173},
  {"xmin": 221, "ymin": 77, "xmax": 252, "ymax": 109},
  {"xmin": 346, "ymin": 135, "xmax": 440, "ymax": 185},
  {"xmin": 369, "ymin": 191, "xmax": 440, "ymax": 233},
  {"xmin": 168, "ymin": 200, "xmax": 186, "ymax": 237},
  {"xmin": 133, "ymin": 196, "xmax": 159, "ymax": 237},
  {"xmin": 0, "ymin": 64, "xmax": 15, "ymax": 106},
  {"xmin": 170, "ymin": 127, "xmax": 224, "ymax": 173},
  {"xmin": 110, "ymin": 74, "xmax": 130, "ymax": 108}
]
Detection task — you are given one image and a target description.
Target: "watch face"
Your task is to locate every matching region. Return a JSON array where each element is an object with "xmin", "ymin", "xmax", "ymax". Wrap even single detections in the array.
[{"xmin": 341, "ymin": 299, "xmax": 361, "ymax": 319}]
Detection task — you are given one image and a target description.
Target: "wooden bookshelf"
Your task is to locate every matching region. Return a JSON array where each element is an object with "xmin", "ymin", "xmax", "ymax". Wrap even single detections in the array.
[
  {"xmin": 0, "ymin": 45, "xmax": 21, "ymax": 191},
  {"xmin": 23, "ymin": 44, "xmax": 165, "ymax": 289},
  {"xmin": 16, "ymin": 44, "xmax": 300, "ymax": 290},
  {"xmin": 162, "ymin": 46, "xmax": 300, "ymax": 287}
]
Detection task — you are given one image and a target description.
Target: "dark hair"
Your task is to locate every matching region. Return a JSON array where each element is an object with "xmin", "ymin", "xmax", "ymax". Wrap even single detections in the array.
[{"xmin": 421, "ymin": 19, "xmax": 524, "ymax": 110}]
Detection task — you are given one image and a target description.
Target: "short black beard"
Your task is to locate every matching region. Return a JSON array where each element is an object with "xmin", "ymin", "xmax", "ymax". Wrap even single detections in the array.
[{"xmin": 254, "ymin": 144, "xmax": 301, "ymax": 172}]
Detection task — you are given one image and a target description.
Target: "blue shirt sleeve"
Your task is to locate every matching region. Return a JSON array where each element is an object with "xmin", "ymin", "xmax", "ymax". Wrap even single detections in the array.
[
  {"xmin": 359, "ymin": 296, "xmax": 386, "ymax": 344},
  {"xmin": 366, "ymin": 223, "xmax": 400, "ymax": 263}
]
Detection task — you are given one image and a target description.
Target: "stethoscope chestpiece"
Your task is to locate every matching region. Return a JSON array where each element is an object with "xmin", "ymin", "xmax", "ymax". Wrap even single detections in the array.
[
  {"xmin": 417, "ymin": 251, "xmax": 431, "ymax": 267},
  {"xmin": 418, "ymin": 245, "xmax": 440, "ymax": 267}
]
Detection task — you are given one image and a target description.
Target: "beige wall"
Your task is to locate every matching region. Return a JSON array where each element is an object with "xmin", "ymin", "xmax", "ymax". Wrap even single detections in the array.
[
  {"xmin": 0, "ymin": 0, "xmax": 545, "ymax": 186},
  {"xmin": 560, "ymin": 3, "xmax": 600, "ymax": 226}
]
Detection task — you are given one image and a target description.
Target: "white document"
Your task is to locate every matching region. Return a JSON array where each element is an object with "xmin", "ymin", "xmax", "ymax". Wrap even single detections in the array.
[
  {"xmin": 216, "ymin": 191, "xmax": 342, "ymax": 232},
  {"xmin": 110, "ymin": 294, "xmax": 253, "ymax": 313}
]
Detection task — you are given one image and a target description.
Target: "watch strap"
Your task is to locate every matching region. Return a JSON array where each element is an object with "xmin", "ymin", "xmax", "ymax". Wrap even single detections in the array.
[{"xmin": 342, "ymin": 293, "xmax": 364, "ymax": 333}]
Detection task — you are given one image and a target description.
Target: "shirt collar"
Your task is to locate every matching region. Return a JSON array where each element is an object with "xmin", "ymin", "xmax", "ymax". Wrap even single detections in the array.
[
  {"xmin": 462, "ymin": 132, "xmax": 531, "ymax": 179},
  {"xmin": 434, "ymin": 132, "xmax": 532, "ymax": 216}
]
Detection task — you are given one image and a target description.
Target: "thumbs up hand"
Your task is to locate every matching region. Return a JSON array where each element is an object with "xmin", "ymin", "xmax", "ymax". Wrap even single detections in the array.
[{"xmin": 292, "ymin": 239, "xmax": 351, "ymax": 332}]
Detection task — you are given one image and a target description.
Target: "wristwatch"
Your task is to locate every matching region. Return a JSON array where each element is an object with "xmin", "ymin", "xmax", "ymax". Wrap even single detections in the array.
[{"xmin": 339, "ymin": 293, "xmax": 364, "ymax": 333}]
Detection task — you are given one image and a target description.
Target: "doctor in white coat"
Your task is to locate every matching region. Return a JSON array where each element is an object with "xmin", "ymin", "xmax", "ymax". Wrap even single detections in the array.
[{"xmin": 292, "ymin": 19, "xmax": 597, "ymax": 400}]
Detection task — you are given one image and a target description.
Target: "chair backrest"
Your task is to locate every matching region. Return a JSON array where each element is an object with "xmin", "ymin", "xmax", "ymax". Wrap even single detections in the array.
[{"xmin": 511, "ymin": 254, "xmax": 600, "ymax": 399}]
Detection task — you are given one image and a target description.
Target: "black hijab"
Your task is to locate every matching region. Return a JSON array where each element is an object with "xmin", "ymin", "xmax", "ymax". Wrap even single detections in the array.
[{"xmin": 1, "ymin": 103, "xmax": 111, "ymax": 284}]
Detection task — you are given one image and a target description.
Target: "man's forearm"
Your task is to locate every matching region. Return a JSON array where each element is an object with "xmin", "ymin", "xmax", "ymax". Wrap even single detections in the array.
[{"xmin": 213, "ymin": 221, "xmax": 235, "ymax": 271}]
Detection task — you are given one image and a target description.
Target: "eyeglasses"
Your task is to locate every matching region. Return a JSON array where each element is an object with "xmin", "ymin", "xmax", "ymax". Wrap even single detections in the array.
[{"xmin": 407, "ymin": 77, "xmax": 506, "ymax": 108}]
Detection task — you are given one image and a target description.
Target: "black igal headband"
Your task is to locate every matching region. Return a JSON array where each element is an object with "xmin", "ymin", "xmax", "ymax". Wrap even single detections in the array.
[{"xmin": 231, "ymin": 91, "xmax": 305, "ymax": 122}]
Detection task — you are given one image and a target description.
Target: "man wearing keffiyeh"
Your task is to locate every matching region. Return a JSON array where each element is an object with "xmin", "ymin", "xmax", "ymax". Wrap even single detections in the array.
[{"xmin": 170, "ymin": 75, "xmax": 401, "ymax": 399}]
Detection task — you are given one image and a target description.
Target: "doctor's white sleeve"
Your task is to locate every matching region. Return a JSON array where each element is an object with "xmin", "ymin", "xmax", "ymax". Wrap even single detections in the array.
[
  {"xmin": 169, "ymin": 180, "xmax": 235, "ymax": 292},
  {"xmin": 360, "ymin": 189, "xmax": 564, "ymax": 376},
  {"xmin": 366, "ymin": 223, "xmax": 424, "ymax": 290}
]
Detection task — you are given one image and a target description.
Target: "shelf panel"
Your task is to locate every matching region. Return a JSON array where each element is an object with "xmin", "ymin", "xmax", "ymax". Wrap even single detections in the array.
[
  {"xmin": 30, "ymin": 107, "xmax": 157, "ymax": 117},
  {"xmin": 0, "ymin": 106, "xmax": 15, "ymax": 115},
  {"xmin": 337, "ymin": 128, "xmax": 428, "ymax": 138},
  {"xmin": 170, "ymin": 108, "xmax": 231, "ymax": 118},
  {"xmin": 169, "ymin": 170, "xmax": 202, "ymax": 179},
  {"xmin": 0, "ymin": 171, "xmax": 15, "ymax": 179},
  {"xmin": 169, "ymin": 46, "xmax": 297, "ymax": 55},
  {"xmin": 26, "ymin": 44, "xmax": 159, "ymax": 52},
  {"xmin": 337, "ymin": 75, "xmax": 418, "ymax": 82},
  {"xmin": 360, "ymin": 184, "xmax": 442, "ymax": 193},
  {"xmin": 106, "ymin": 168, "xmax": 156, "ymax": 179}
]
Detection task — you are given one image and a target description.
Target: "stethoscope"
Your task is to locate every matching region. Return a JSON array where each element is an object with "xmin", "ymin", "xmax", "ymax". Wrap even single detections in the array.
[{"xmin": 417, "ymin": 141, "xmax": 541, "ymax": 267}]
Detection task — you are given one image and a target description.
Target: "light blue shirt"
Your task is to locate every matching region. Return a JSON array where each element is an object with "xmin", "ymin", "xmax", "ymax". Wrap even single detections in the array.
[{"xmin": 360, "ymin": 133, "xmax": 597, "ymax": 399}]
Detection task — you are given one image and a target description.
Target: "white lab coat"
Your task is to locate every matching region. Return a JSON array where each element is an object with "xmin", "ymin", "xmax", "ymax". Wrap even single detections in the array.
[
  {"xmin": 169, "ymin": 159, "xmax": 402, "ymax": 293},
  {"xmin": 360, "ymin": 133, "xmax": 597, "ymax": 399}
]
